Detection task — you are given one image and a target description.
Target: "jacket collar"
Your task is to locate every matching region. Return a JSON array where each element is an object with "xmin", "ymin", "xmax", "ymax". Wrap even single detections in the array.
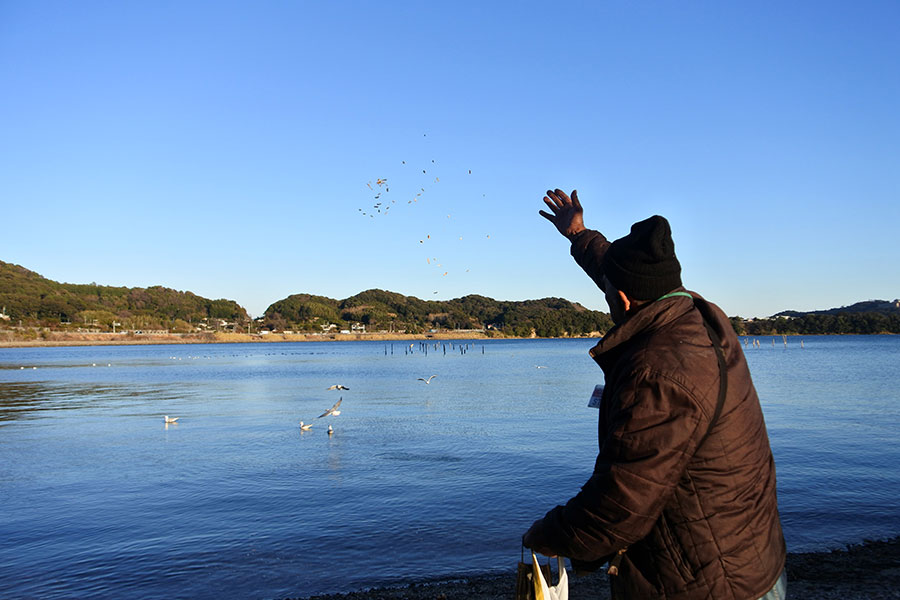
[{"xmin": 589, "ymin": 287, "xmax": 695, "ymax": 371}]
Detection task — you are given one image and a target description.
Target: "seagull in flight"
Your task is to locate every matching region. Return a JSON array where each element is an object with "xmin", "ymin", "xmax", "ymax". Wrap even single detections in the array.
[
  {"xmin": 318, "ymin": 397, "xmax": 342, "ymax": 418},
  {"xmin": 417, "ymin": 375, "xmax": 437, "ymax": 384},
  {"xmin": 299, "ymin": 421, "xmax": 313, "ymax": 431},
  {"xmin": 164, "ymin": 415, "xmax": 179, "ymax": 424},
  {"xmin": 326, "ymin": 384, "xmax": 350, "ymax": 391}
]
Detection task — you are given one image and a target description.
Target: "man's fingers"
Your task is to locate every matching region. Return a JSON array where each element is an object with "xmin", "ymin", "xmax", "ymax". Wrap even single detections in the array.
[
  {"xmin": 538, "ymin": 210, "xmax": 555, "ymax": 222},
  {"xmin": 571, "ymin": 189, "xmax": 581, "ymax": 208},
  {"xmin": 542, "ymin": 196, "xmax": 560, "ymax": 213},
  {"xmin": 552, "ymin": 188, "xmax": 571, "ymax": 204},
  {"xmin": 544, "ymin": 191, "xmax": 564, "ymax": 209}
]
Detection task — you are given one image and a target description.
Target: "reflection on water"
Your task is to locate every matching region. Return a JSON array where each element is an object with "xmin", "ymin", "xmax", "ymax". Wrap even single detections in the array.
[
  {"xmin": 0, "ymin": 382, "xmax": 49, "ymax": 422},
  {"xmin": 376, "ymin": 451, "xmax": 464, "ymax": 463},
  {"xmin": 0, "ymin": 382, "xmax": 119, "ymax": 422},
  {"xmin": 0, "ymin": 381, "xmax": 190, "ymax": 423}
]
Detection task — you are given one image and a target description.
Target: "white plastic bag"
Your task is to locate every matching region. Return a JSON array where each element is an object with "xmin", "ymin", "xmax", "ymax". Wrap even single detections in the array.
[{"xmin": 532, "ymin": 552, "xmax": 568, "ymax": 600}]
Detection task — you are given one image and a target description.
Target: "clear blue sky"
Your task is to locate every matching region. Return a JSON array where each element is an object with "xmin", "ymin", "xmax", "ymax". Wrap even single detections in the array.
[{"xmin": 2, "ymin": 1, "xmax": 897, "ymax": 318}]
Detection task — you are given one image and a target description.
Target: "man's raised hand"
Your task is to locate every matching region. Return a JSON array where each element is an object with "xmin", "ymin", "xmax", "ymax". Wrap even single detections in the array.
[{"xmin": 539, "ymin": 188, "xmax": 585, "ymax": 240}]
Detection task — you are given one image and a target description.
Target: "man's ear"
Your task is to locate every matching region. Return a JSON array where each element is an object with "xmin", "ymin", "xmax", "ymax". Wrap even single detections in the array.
[{"xmin": 617, "ymin": 290, "xmax": 632, "ymax": 313}]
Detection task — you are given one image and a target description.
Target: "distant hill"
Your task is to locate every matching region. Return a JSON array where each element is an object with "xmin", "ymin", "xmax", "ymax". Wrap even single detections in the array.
[
  {"xmin": 739, "ymin": 299, "xmax": 900, "ymax": 335},
  {"xmin": 262, "ymin": 289, "xmax": 613, "ymax": 337},
  {"xmin": 8, "ymin": 257, "xmax": 892, "ymax": 338},
  {"xmin": 0, "ymin": 260, "xmax": 612, "ymax": 338},
  {"xmin": 774, "ymin": 299, "xmax": 900, "ymax": 318},
  {"xmin": 0, "ymin": 260, "xmax": 248, "ymax": 331}
]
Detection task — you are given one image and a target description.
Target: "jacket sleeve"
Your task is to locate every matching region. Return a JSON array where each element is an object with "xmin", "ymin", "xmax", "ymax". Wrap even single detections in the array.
[
  {"xmin": 529, "ymin": 368, "xmax": 707, "ymax": 563},
  {"xmin": 569, "ymin": 229, "xmax": 611, "ymax": 292}
]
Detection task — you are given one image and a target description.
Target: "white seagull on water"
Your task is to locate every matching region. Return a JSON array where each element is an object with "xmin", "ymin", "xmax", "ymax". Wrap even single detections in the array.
[
  {"xmin": 164, "ymin": 415, "xmax": 179, "ymax": 424},
  {"xmin": 318, "ymin": 397, "xmax": 342, "ymax": 418},
  {"xmin": 299, "ymin": 421, "xmax": 313, "ymax": 431}
]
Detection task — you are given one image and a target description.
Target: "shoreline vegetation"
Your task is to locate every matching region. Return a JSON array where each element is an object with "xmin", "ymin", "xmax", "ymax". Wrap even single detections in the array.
[{"xmin": 287, "ymin": 537, "xmax": 900, "ymax": 600}]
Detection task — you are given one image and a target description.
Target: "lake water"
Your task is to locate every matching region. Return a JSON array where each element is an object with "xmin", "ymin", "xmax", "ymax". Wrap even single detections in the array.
[{"xmin": 1, "ymin": 336, "xmax": 898, "ymax": 598}]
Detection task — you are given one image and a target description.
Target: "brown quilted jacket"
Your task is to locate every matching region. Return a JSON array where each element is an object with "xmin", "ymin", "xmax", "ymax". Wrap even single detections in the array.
[{"xmin": 529, "ymin": 229, "xmax": 786, "ymax": 599}]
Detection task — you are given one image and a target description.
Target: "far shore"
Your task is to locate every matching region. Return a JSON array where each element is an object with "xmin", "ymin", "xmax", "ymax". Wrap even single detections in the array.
[{"xmin": 0, "ymin": 330, "xmax": 518, "ymax": 349}]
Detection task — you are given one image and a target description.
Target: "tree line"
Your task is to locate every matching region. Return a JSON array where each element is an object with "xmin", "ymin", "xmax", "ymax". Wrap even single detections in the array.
[
  {"xmin": 3, "ymin": 259, "xmax": 896, "ymax": 337},
  {"xmin": 0, "ymin": 260, "xmax": 247, "ymax": 332},
  {"xmin": 734, "ymin": 312, "xmax": 900, "ymax": 335},
  {"xmin": 262, "ymin": 289, "xmax": 614, "ymax": 337}
]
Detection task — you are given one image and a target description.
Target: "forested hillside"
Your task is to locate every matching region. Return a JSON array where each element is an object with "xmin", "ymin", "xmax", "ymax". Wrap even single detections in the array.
[
  {"xmin": 0, "ymin": 260, "xmax": 248, "ymax": 332},
  {"xmin": 738, "ymin": 299, "xmax": 900, "ymax": 335},
  {"xmin": 3, "ymin": 258, "xmax": 896, "ymax": 337},
  {"xmin": 262, "ymin": 290, "xmax": 900, "ymax": 337},
  {"xmin": 0, "ymin": 260, "xmax": 612, "ymax": 338},
  {"xmin": 262, "ymin": 289, "xmax": 613, "ymax": 337}
]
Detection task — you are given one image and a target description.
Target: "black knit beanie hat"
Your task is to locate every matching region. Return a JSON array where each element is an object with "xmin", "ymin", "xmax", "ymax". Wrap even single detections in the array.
[{"xmin": 602, "ymin": 215, "xmax": 682, "ymax": 301}]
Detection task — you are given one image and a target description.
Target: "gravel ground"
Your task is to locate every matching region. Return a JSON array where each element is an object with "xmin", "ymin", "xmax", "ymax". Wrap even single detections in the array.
[{"xmin": 283, "ymin": 537, "xmax": 900, "ymax": 600}]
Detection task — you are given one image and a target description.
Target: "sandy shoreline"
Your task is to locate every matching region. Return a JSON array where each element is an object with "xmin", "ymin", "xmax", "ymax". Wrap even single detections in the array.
[{"xmin": 285, "ymin": 537, "xmax": 900, "ymax": 600}]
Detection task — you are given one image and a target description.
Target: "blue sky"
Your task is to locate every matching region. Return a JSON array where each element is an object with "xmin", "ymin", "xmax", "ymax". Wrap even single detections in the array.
[{"xmin": 1, "ymin": 1, "xmax": 897, "ymax": 318}]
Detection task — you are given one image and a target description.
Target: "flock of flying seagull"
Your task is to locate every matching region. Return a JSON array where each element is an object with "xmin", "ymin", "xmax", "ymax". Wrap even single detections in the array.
[
  {"xmin": 162, "ymin": 376, "xmax": 438, "ymax": 435},
  {"xmin": 358, "ymin": 159, "xmax": 457, "ymax": 219},
  {"xmin": 358, "ymin": 156, "xmax": 489, "ymax": 295}
]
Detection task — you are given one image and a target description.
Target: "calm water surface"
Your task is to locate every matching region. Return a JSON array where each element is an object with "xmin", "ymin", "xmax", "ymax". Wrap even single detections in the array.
[{"xmin": 1, "ymin": 336, "xmax": 898, "ymax": 598}]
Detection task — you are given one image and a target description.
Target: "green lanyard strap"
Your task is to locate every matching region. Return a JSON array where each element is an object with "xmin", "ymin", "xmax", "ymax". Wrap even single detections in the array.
[{"xmin": 656, "ymin": 291, "xmax": 693, "ymax": 302}]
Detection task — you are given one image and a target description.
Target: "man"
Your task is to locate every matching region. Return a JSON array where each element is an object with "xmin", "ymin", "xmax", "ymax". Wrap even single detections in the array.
[{"xmin": 524, "ymin": 189, "xmax": 786, "ymax": 599}]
